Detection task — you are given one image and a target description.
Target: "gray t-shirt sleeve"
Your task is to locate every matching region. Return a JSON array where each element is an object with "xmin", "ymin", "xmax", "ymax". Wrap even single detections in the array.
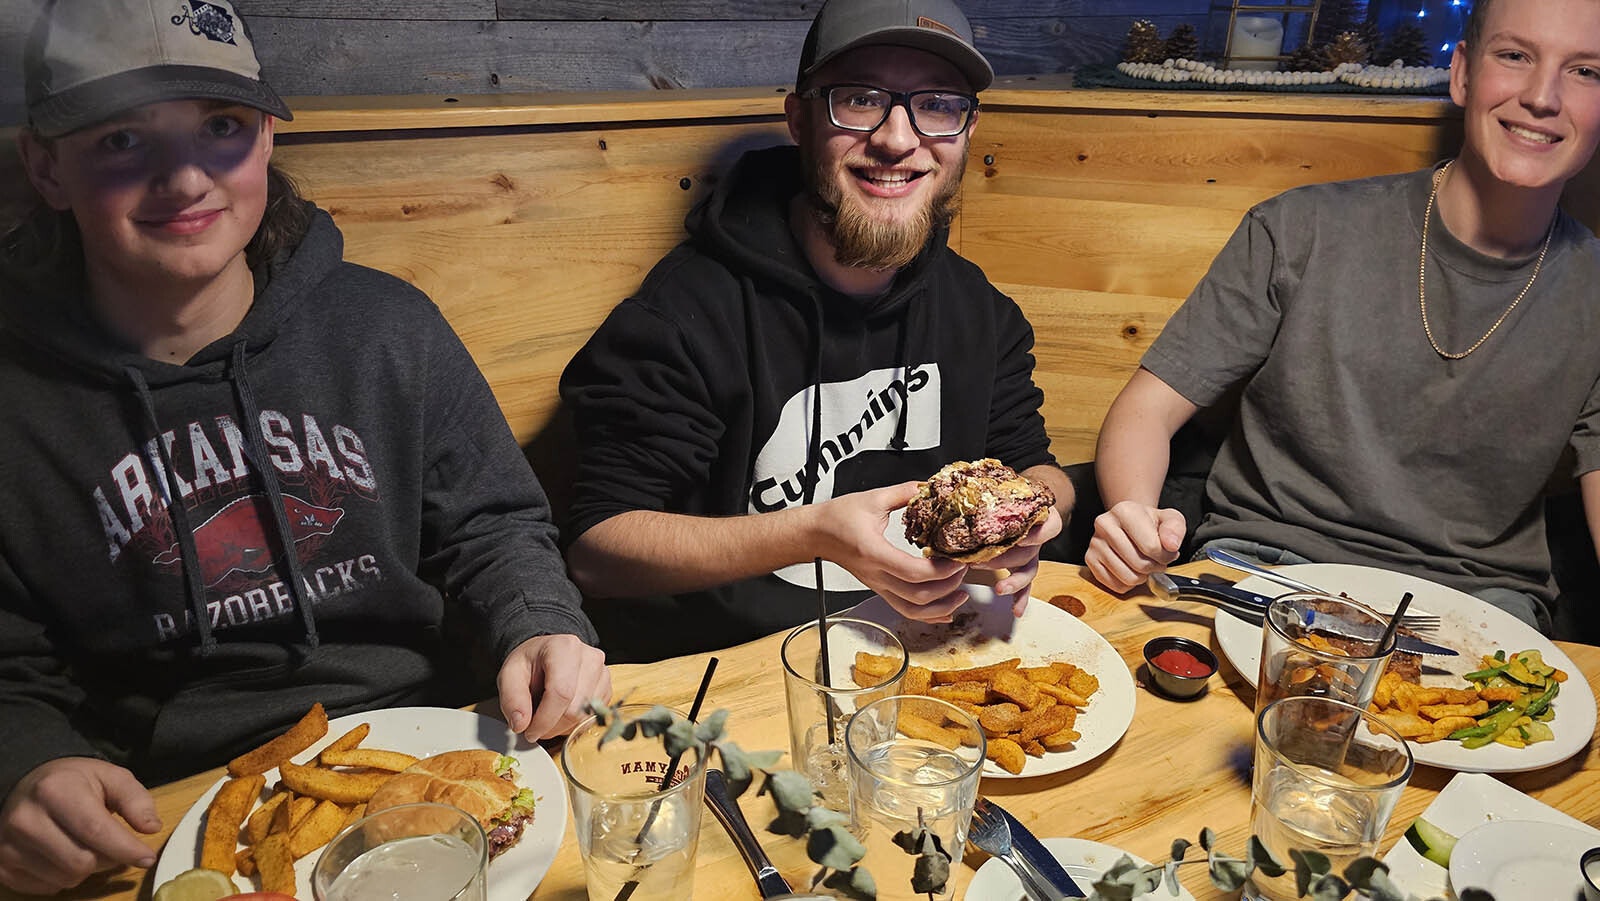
[
  {"xmin": 1572, "ymin": 368, "xmax": 1600, "ymax": 477},
  {"xmin": 1142, "ymin": 208, "xmax": 1285, "ymax": 408}
]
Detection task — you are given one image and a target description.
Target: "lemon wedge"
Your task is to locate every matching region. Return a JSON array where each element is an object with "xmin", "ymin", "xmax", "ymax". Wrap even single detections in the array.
[{"xmin": 153, "ymin": 867, "xmax": 239, "ymax": 901}]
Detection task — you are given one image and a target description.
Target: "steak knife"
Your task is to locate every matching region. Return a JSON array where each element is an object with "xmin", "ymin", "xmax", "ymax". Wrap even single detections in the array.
[
  {"xmin": 704, "ymin": 768, "xmax": 792, "ymax": 898},
  {"xmin": 1150, "ymin": 572, "xmax": 1459, "ymax": 657},
  {"xmin": 992, "ymin": 802, "xmax": 1086, "ymax": 898}
]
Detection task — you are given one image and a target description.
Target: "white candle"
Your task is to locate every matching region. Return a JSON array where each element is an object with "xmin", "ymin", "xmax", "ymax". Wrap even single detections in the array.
[{"xmin": 1230, "ymin": 15, "xmax": 1284, "ymax": 71}]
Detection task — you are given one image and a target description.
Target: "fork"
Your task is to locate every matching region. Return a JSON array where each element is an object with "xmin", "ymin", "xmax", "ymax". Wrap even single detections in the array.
[
  {"xmin": 968, "ymin": 798, "xmax": 1066, "ymax": 901},
  {"xmin": 1197, "ymin": 549, "xmax": 1443, "ymax": 631}
]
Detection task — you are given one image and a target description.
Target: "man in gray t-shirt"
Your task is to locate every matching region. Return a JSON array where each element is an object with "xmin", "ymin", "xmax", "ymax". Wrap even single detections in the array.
[{"xmin": 1083, "ymin": 0, "xmax": 1600, "ymax": 631}]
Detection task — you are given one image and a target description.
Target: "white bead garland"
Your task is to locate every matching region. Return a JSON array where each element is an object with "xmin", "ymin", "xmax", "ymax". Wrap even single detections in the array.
[{"xmin": 1115, "ymin": 57, "xmax": 1451, "ymax": 90}]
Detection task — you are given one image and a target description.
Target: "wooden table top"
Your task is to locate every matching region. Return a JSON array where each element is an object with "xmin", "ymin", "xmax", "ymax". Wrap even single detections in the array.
[{"xmin": 32, "ymin": 560, "xmax": 1600, "ymax": 901}]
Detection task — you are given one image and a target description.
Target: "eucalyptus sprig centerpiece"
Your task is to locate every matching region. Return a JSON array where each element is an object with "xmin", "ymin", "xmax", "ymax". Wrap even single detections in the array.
[
  {"xmin": 588, "ymin": 698, "xmax": 959, "ymax": 900},
  {"xmin": 1081, "ymin": 827, "xmax": 1495, "ymax": 901}
]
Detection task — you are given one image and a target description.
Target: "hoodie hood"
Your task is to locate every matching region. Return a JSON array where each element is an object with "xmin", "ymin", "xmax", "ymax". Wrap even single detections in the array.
[
  {"xmin": 0, "ymin": 202, "xmax": 342, "ymax": 653},
  {"xmin": 0, "ymin": 202, "xmax": 340, "ymax": 389},
  {"xmin": 685, "ymin": 144, "xmax": 951, "ymax": 323}
]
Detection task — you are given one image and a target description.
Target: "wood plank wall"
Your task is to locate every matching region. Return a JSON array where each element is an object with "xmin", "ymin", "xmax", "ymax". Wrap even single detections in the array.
[{"xmin": 0, "ymin": 0, "xmax": 1213, "ymax": 126}]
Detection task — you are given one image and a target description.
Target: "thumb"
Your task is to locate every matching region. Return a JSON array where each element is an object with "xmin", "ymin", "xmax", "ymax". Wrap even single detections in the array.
[
  {"xmin": 497, "ymin": 646, "xmax": 540, "ymax": 734},
  {"xmin": 101, "ymin": 768, "xmax": 161, "ymax": 837},
  {"xmin": 1157, "ymin": 510, "xmax": 1187, "ymax": 554}
]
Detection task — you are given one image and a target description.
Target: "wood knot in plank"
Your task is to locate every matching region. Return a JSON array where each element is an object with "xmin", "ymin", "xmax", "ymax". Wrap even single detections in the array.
[{"xmin": 490, "ymin": 173, "xmax": 516, "ymax": 192}]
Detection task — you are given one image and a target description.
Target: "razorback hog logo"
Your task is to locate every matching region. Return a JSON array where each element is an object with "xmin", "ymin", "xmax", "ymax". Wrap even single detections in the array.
[{"xmin": 152, "ymin": 494, "xmax": 344, "ymax": 586}]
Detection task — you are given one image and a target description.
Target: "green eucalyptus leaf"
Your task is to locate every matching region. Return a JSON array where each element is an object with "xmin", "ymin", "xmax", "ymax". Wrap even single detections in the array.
[
  {"xmin": 910, "ymin": 850, "xmax": 950, "ymax": 895},
  {"xmin": 891, "ymin": 829, "xmax": 919, "ymax": 856},
  {"xmin": 1458, "ymin": 890, "xmax": 1495, "ymax": 901},
  {"xmin": 1119, "ymin": 859, "xmax": 1163, "ymax": 895},
  {"xmin": 764, "ymin": 770, "xmax": 817, "ymax": 814},
  {"xmin": 805, "ymin": 807, "xmax": 850, "ymax": 831},
  {"xmin": 1247, "ymin": 836, "xmax": 1286, "ymax": 878},
  {"xmin": 1163, "ymin": 861, "xmax": 1184, "ymax": 896},
  {"xmin": 1207, "ymin": 855, "xmax": 1249, "ymax": 891},
  {"xmin": 1170, "ymin": 837, "xmax": 1192, "ymax": 862},
  {"xmin": 809, "ymin": 824, "xmax": 866, "ymax": 871},
  {"xmin": 741, "ymin": 749, "xmax": 786, "ymax": 771},
  {"xmin": 600, "ymin": 716, "xmax": 627, "ymax": 746},
  {"xmin": 1100, "ymin": 856, "xmax": 1144, "ymax": 881},
  {"xmin": 717, "ymin": 743, "xmax": 754, "ymax": 797},
  {"xmin": 1362, "ymin": 867, "xmax": 1407, "ymax": 901},
  {"xmin": 1088, "ymin": 875, "xmax": 1137, "ymax": 901},
  {"xmin": 694, "ymin": 709, "xmax": 729, "ymax": 744},
  {"xmin": 1306, "ymin": 872, "xmax": 1348, "ymax": 901},
  {"xmin": 1199, "ymin": 827, "xmax": 1218, "ymax": 852},
  {"xmin": 663, "ymin": 718, "xmax": 699, "ymax": 758},
  {"xmin": 632, "ymin": 706, "xmax": 677, "ymax": 738},
  {"xmin": 767, "ymin": 808, "xmax": 810, "ymax": 839},
  {"xmin": 586, "ymin": 699, "xmax": 614, "ymax": 722},
  {"xmin": 821, "ymin": 865, "xmax": 877, "ymax": 901},
  {"xmin": 1343, "ymin": 856, "xmax": 1387, "ymax": 889}
]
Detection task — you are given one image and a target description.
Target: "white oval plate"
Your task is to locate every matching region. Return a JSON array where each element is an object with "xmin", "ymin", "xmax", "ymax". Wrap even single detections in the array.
[
  {"xmin": 1212, "ymin": 562, "xmax": 1595, "ymax": 773},
  {"xmin": 152, "ymin": 706, "xmax": 567, "ymax": 901},
  {"xmin": 1449, "ymin": 819, "xmax": 1597, "ymax": 899},
  {"xmin": 843, "ymin": 584, "xmax": 1136, "ymax": 779},
  {"xmin": 968, "ymin": 836, "xmax": 1198, "ymax": 900}
]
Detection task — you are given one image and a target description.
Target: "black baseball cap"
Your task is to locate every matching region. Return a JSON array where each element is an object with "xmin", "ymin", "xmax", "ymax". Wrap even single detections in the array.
[
  {"xmin": 796, "ymin": 0, "xmax": 994, "ymax": 92},
  {"xmin": 24, "ymin": 0, "xmax": 292, "ymax": 138}
]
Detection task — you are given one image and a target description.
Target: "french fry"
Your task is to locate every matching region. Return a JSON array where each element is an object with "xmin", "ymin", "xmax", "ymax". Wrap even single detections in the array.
[
  {"xmin": 986, "ymin": 737, "xmax": 1026, "ymax": 775},
  {"xmin": 977, "ymin": 703, "xmax": 1025, "ymax": 736},
  {"xmin": 280, "ymin": 759, "xmax": 394, "ymax": 804},
  {"xmin": 895, "ymin": 712, "xmax": 962, "ymax": 749},
  {"xmin": 1036, "ymin": 683, "xmax": 1091, "ymax": 708},
  {"xmin": 235, "ymin": 847, "xmax": 256, "ymax": 878},
  {"xmin": 228, "ymin": 703, "xmax": 329, "ymax": 777},
  {"xmin": 928, "ymin": 681, "xmax": 990, "ymax": 705},
  {"xmin": 256, "ymin": 833, "xmax": 296, "ymax": 896},
  {"xmin": 318, "ymin": 749, "xmax": 420, "ymax": 772},
  {"xmin": 323, "ymin": 722, "xmax": 371, "ymax": 756},
  {"xmin": 1065, "ymin": 670, "xmax": 1100, "ymax": 699},
  {"xmin": 930, "ymin": 658, "xmax": 1021, "ymax": 685},
  {"xmin": 201, "ymin": 774, "xmax": 264, "ymax": 875},
  {"xmin": 1040, "ymin": 726, "xmax": 1081, "ymax": 751},
  {"xmin": 245, "ymin": 790, "xmax": 290, "ymax": 845},
  {"xmin": 289, "ymin": 800, "xmax": 348, "ymax": 859},
  {"xmin": 902, "ymin": 665, "xmax": 934, "ymax": 697},
  {"xmin": 342, "ymin": 802, "xmax": 368, "ymax": 832},
  {"xmin": 1021, "ymin": 707, "xmax": 1073, "ymax": 743},
  {"xmin": 990, "ymin": 669, "xmax": 1042, "ymax": 709},
  {"xmin": 1418, "ymin": 700, "xmax": 1490, "ymax": 720}
]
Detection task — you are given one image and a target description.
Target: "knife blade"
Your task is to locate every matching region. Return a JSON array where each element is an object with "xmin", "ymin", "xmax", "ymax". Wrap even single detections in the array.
[
  {"xmin": 991, "ymin": 802, "xmax": 1086, "ymax": 898},
  {"xmin": 704, "ymin": 769, "xmax": 793, "ymax": 898},
  {"xmin": 1152, "ymin": 573, "xmax": 1458, "ymax": 657}
]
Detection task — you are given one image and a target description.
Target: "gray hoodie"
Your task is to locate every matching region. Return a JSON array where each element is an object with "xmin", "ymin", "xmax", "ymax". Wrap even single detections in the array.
[{"xmin": 0, "ymin": 205, "xmax": 595, "ymax": 794}]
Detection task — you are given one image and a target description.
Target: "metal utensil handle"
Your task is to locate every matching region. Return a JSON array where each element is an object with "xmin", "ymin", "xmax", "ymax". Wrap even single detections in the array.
[
  {"xmin": 1204, "ymin": 547, "xmax": 1325, "ymax": 595},
  {"xmin": 704, "ymin": 769, "xmax": 789, "ymax": 897}
]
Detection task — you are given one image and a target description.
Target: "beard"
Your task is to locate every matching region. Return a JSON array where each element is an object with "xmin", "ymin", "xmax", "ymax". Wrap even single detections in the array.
[{"xmin": 802, "ymin": 144, "xmax": 968, "ymax": 272}]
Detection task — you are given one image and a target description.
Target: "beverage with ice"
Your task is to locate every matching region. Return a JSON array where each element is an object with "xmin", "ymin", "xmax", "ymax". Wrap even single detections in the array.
[
  {"xmin": 323, "ymin": 834, "xmax": 485, "ymax": 901},
  {"xmin": 579, "ymin": 790, "xmax": 697, "ymax": 901},
  {"xmin": 845, "ymin": 697, "xmax": 984, "ymax": 901},
  {"xmin": 1244, "ymin": 696, "xmax": 1412, "ymax": 901}
]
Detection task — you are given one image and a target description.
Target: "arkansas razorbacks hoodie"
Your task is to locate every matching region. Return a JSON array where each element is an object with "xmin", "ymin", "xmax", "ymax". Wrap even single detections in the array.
[{"xmin": 0, "ymin": 205, "xmax": 595, "ymax": 794}]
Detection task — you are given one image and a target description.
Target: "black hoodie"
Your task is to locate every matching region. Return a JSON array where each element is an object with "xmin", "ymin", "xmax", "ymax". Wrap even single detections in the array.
[
  {"xmin": 0, "ymin": 206, "xmax": 596, "ymax": 794},
  {"xmin": 560, "ymin": 145, "xmax": 1055, "ymax": 663}
]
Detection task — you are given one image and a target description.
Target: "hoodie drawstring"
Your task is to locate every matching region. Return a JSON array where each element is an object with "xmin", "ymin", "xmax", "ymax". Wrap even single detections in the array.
[
  {"xmin": 890, "ymin": 309, "xmax": 911, "ymax": 451},
  {"xmin": 230, "ymin": 342, "xmax": 321, "ymax": 648},
  {"xmin": 802, "ymin": 293, "xmax": 827, "ymax": 596},
  {"xmin": 127, "ymin": 366, "xmax": 218, "ymax": 653}
]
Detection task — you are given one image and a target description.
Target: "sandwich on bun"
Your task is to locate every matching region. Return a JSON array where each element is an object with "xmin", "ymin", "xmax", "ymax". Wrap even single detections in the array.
[
  {"xmin": 903, "ymin": 459, "xmax": 1055, "ymax": 564},
  {"xmin": 365, "ymin": 749, "xmax": 535, "ymax": 858}
]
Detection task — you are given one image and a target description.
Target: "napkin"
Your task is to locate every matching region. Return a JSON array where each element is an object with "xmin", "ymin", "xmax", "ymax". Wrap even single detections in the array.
[{"xmin": 1382, "ymin": 772, "xmax": 1600, "ymax": 898}]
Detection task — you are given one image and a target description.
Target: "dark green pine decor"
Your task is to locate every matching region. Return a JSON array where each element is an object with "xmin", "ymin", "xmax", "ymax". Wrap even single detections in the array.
[
  {"xmin": 1379, "ymin": 22, "xmax": 1433, "ymax": 67},
  {"xmin": 1313, "ymin": 0, "xmax": 1362, "ymax": 48},
  {"xmin": 1164, "ymin": 22, "xmax": 1200, "ymax": 62}
]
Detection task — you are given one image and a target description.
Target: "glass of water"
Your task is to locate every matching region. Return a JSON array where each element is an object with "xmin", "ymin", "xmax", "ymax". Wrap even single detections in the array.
[
  {"xmin": 312, "ymin": 802, "xmax": 488, "ymax": 901},
  {"xmin": 1245, "ymin": 695, "xmax": 1413, "ymax": 901},
  {"xmin": 561, "ymin": 704, "xmax": 708, "ymax": 901},
  {"xmin": 845, "ymin": 695, "xmax": 985, "ymax": 901},
  {"xmin": 1257, "ymin": 592, "xmax": 1395, "ymax": 713},
  {"xmin": 782, "ymin": 617, "xmax": 908, "ymax": 810}
]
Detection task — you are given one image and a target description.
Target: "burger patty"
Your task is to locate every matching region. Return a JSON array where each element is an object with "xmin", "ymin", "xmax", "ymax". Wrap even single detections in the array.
[
  {"xmin": 904, "ymin": 459, "xmax": 1055, "ymax": 555},
  {"xmin": 488, "ymin": 812, "xmax": 533, "ymax": 858}
]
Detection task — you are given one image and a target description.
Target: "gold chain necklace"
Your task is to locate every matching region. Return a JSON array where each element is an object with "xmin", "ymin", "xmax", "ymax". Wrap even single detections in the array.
[{"xmin": 1419, "ymin": 162, "xmax": 1555, "ymax": 359}]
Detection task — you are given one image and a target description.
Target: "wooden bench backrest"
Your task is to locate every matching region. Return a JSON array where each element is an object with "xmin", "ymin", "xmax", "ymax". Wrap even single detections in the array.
[{"xmin": 7, "ymin": 81, "xmax": 1595, "ymax": 480}]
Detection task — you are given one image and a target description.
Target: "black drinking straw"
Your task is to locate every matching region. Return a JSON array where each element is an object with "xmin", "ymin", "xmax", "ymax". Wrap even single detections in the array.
[
  {"xmin": 614, "ymin": 657, "xmax": 719, "ymax": 901},
  {"xmin": 1376, "ymin": 592, "xmax": 1414, "ymax": 656},
  {"xmin": 815, "ymin": 556, "xmax": 837, "ymax": 745}
]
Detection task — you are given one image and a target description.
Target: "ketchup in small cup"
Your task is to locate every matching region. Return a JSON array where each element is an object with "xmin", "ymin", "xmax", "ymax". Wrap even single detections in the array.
[{"xmin": 1142, "ymin": 636, "xmax": 1218, "ymax": 700}]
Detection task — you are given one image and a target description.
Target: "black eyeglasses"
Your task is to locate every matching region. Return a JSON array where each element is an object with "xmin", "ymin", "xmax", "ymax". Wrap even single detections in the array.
[{"xmin": 799, "ymin": 84, "xmax": 978, "ymax": 138}]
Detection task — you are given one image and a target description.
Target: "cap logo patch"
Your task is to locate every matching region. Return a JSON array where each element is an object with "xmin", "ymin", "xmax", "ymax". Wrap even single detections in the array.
[
  {"xmin": 171, "ymin": 1, "xmax": 237, "ymax": 45},
  {"xmin": 917, "ymin": 16, "xmax": 958, "ymax": 37}
]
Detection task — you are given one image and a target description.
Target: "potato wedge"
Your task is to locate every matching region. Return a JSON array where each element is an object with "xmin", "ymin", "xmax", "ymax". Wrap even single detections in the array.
[
  {"xmin": 201, "ymin": 774, "xmax": 264, "ymax": 875},
  {"xmin": 228, "ymin": 704, "xmax": 328, "ymax": 777}
]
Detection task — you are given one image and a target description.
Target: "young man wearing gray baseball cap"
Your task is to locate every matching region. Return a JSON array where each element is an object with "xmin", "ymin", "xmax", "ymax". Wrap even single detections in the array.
[
  {"xmin": 0, "ymin": 2, "xmax": 610, "ymax": 892},
  {"xmin": 561, "ymin": 0, "xmax": 1073, "ymax": 663}
]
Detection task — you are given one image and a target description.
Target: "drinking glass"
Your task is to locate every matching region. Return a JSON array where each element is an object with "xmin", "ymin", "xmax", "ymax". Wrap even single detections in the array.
[
  {"xmin": 561, "ymin": 704, "xmax": 708, "ymax": 901},
  {"xmin": 1244, "ymin": 696, "xmax": 1414, "ymax": 901},
  {"xmin": 782, "ymin": 617, "xmax": 908, "ymax": 810},
  {"xmin": 845, "ymin": 695, "xmax": 985, "ymax": 901},
  {"xmin": 1256, "ymin": 592, "xmax": 1396, "ymax": 713},
  {"xmin": 313, "ymin": 802, "xmax": 488, "ymax": 901}
]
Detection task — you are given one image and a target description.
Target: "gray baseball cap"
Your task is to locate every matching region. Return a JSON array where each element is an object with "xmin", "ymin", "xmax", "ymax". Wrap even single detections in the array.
[
  {"xmin": 24, "ymin": 0, "xmax": 292, "ymax": 138},
  {"xmin": 796, "ymin": 0, "xmax": 993, "ymax": 93}
]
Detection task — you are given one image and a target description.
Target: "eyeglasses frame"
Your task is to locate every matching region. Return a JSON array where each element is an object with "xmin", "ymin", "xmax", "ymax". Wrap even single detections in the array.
[{"xmin": 797, "ymin": 83, "xmax": 980, "ymax": 138}]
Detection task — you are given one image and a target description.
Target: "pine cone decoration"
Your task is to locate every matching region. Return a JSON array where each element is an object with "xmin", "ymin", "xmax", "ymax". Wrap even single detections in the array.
[
  {"xmin": 1323, "ymin": 31, "xmax": 1370, "ymax": 68},
  {"xmin": 1124, "ymin": 19, "xmax": 1166, "ymax": 64},
  {"xmin": 1164, "ymin": 23, "xmax": 1199, "ymax": 62},
  {"xmin": 1379, "ymin": 22, "xmax": 1433, "ymax": 67},
  {"xmin": 1354, "ymin": 19, "xmax": 1382, "ymax": 63},
  {"xmin": 1286, "ymin": 41, "xmax": 1327, "ymax": 72}
]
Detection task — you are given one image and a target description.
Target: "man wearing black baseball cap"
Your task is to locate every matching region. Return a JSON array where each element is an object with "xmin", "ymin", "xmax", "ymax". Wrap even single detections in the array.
[{"xmin": 562, "ymin": 0, "xmax": 1072, "ymax": 663}]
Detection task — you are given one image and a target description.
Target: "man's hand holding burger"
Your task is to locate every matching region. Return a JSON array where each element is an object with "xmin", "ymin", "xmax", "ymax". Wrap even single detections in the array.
[{"xmin": 814, "ymin": 482, "xmax": 974, "ymax": 623}]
